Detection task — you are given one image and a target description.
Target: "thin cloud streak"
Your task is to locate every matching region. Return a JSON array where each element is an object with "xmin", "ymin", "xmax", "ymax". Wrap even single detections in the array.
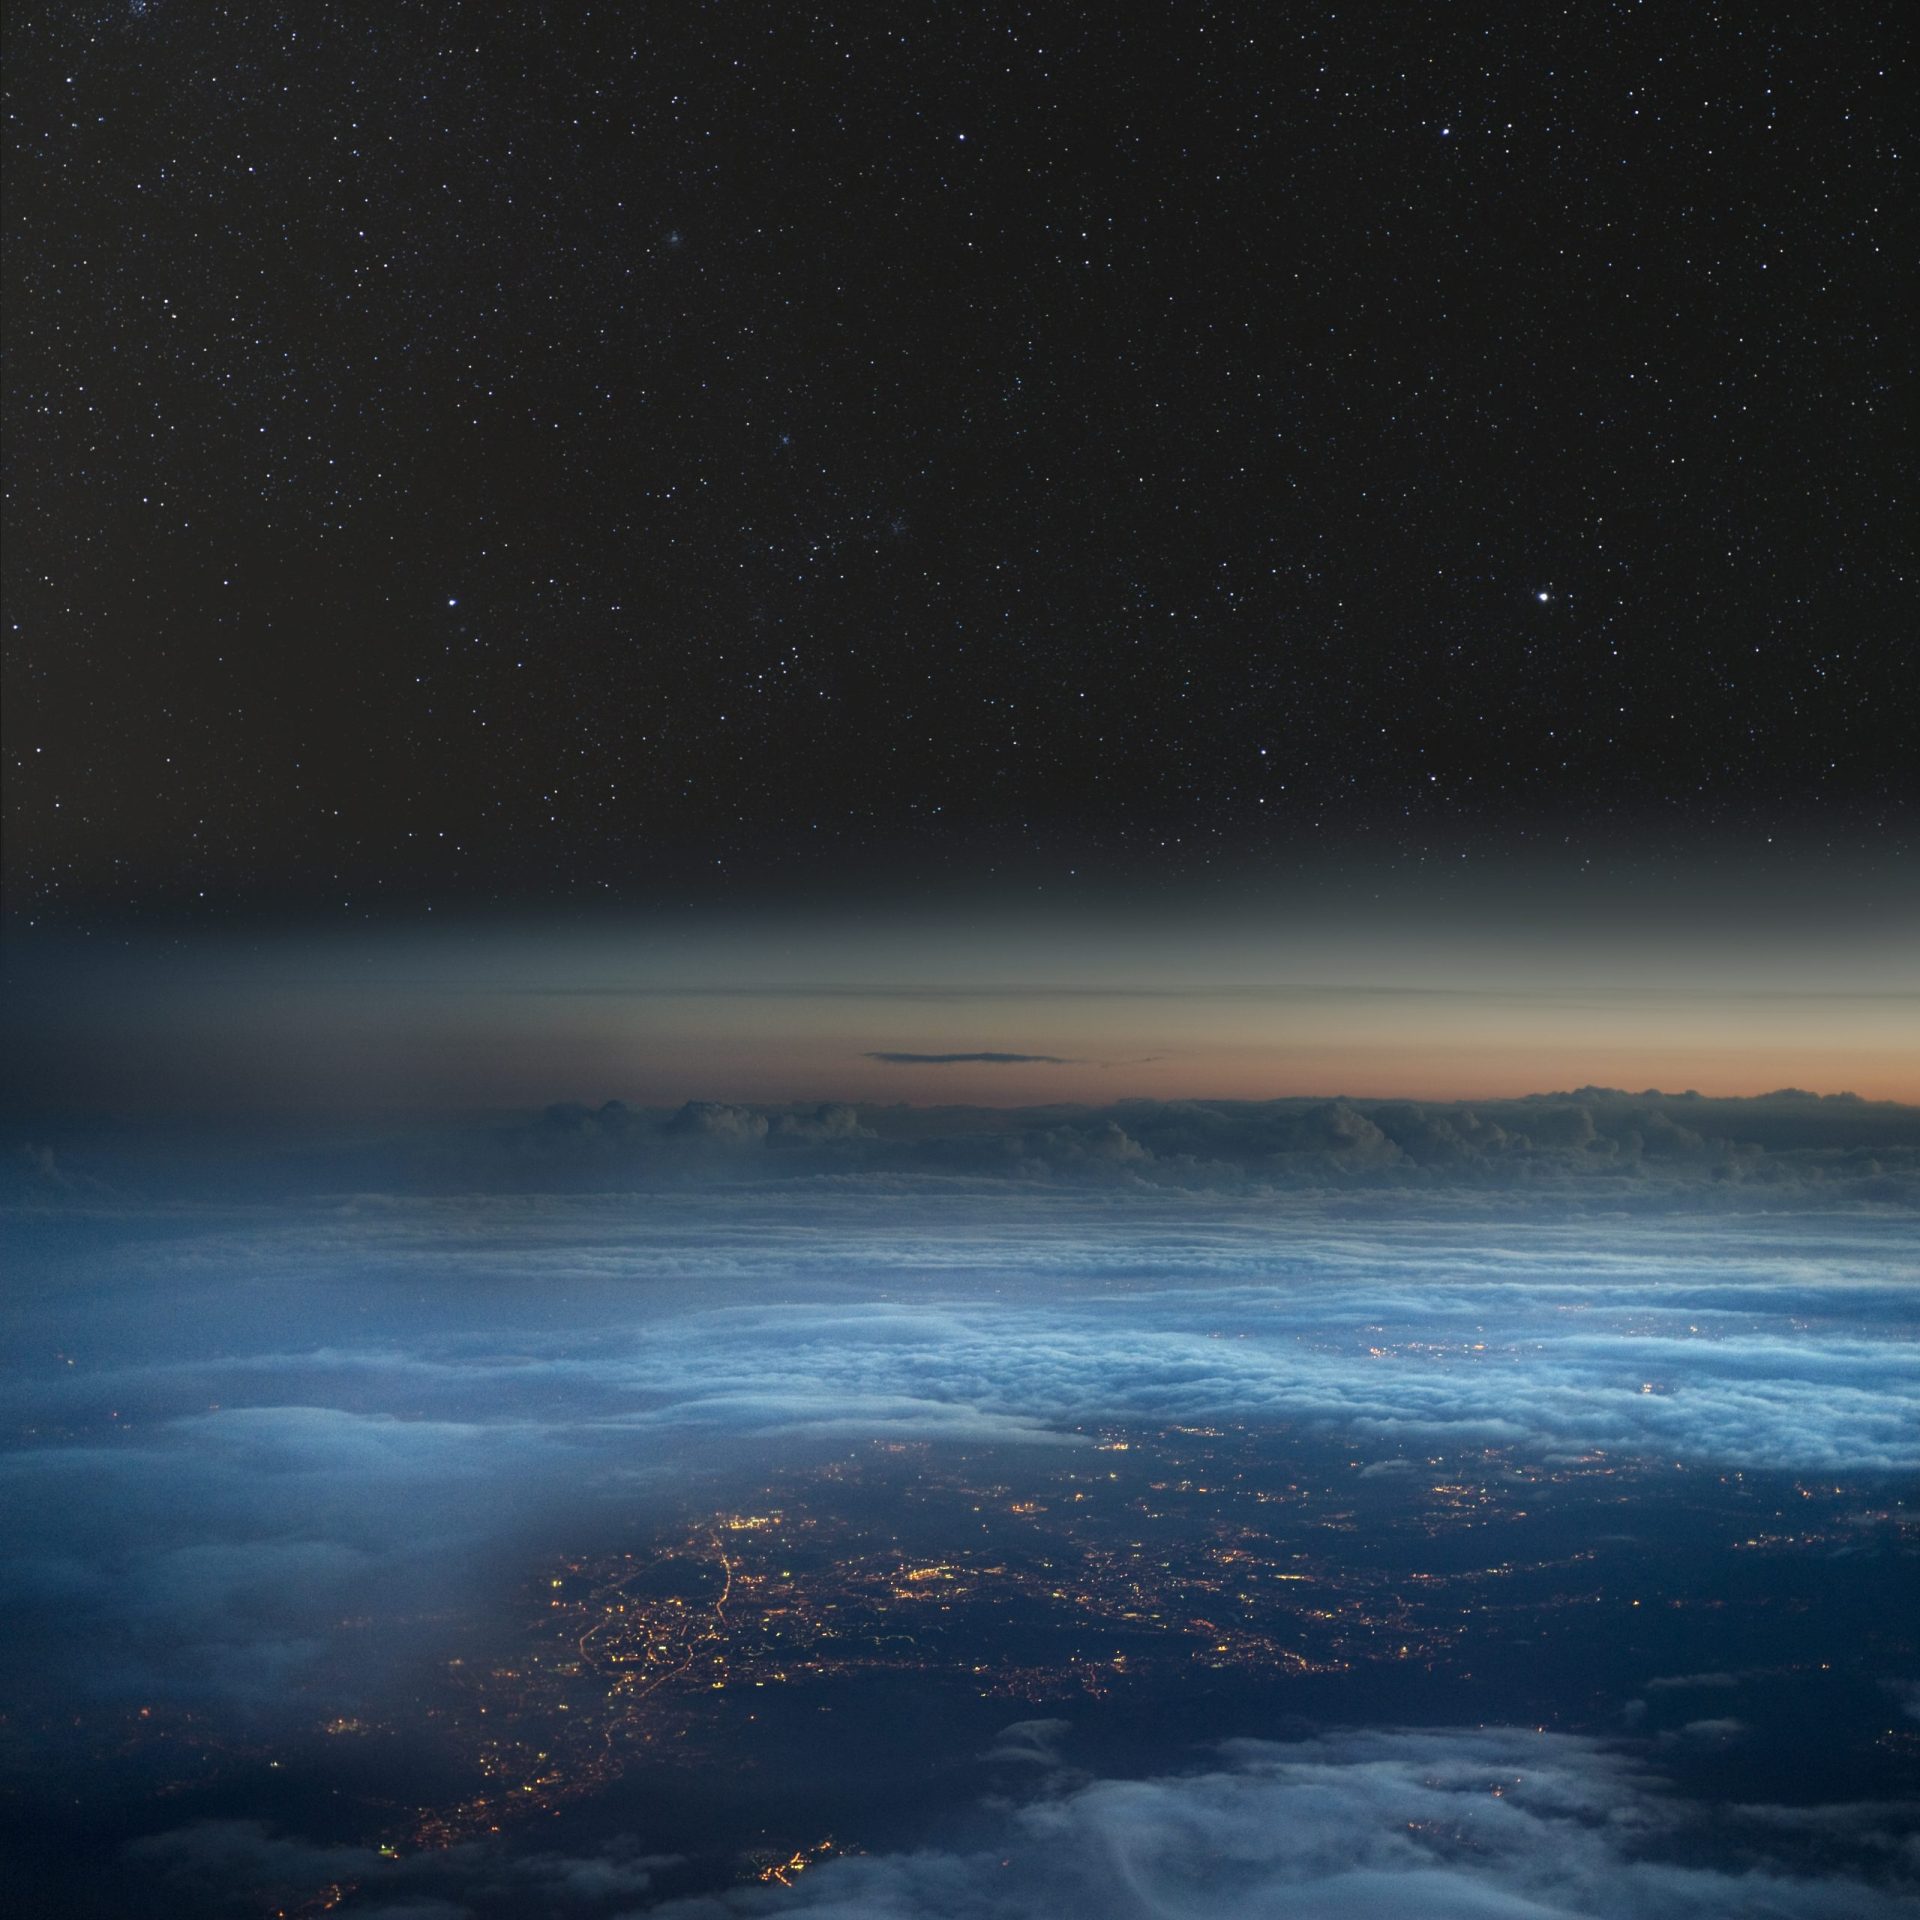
[{"xmin": 866, "ymin": 1050, "xmax": 1078, "ymax": 1065}]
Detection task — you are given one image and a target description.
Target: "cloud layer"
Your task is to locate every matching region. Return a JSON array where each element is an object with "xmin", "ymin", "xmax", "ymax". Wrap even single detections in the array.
[
  {"xmin": 3, "ymin": 1190, "xmax": 1913, "ymax": 1748},
  {"xmin": 399, "ymin": 1088, "xmax": 1920, "ymax": 1206},
  {"xmin": 3, "ymin": 1177, "xmax": 1914, "ymax": 1915},
  {"xmin": 636, "ymin": 1726, "xmax": 1917, "ymax": 1920},
  {"xmin": 11, "ymin": 1087, "xmax": 1914, "ymax": 1208},
  {"xmin": 109, "ymin": 1727, "xmax": 1920, "ymax": 1918}
]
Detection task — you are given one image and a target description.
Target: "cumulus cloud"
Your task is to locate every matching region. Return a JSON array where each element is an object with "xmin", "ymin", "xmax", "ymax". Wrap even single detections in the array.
[
  {"xmin": 12, "ymin": 1087, "xmax": 1913, "ymax": 1203},
  {"xmin": 769, "ymin": 1103, "xmax": 873, "ymax": 1146},
  {"xmin": 663, "ymin": 1102, "xmax": 772, "ymax": 1149},
  {"xmin": 487, "ymin": 1087, "xmax": 1917, "ymax": 1204},
  {"xmin": 634, "ymin": 1727, "xmax": 1916, "ymax": 1919}
]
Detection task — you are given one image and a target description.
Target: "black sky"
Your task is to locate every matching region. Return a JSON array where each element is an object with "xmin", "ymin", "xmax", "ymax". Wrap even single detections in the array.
[{"xmin": 2, "ymin": 4, "xmax": 1911, "ymax": 927}]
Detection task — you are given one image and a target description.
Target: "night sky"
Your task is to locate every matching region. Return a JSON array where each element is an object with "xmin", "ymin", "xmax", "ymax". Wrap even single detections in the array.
[
  {"xmin": 3, "ymin": 19, "xmax": 1919, "ymax": 1919},
  {"xmin": 5, "ymin": 3, "xmax": 1911, "ymax": 934}
]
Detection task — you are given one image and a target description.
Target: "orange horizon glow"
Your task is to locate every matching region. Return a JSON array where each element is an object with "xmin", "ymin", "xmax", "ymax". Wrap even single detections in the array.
[
  {"xmin": 16, "ymin": 982, "xmax": 1912, "ymax": 1115},
  {"xmin": 6, "ymin": 903, "xmax": 1915, "ymax": 1115}
]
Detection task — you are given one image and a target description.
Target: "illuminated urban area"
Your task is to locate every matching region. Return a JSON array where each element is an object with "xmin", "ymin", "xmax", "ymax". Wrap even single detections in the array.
[{"xmin": 49, "ymin": 1419, "xmax": 1911, "ymax": 1916}]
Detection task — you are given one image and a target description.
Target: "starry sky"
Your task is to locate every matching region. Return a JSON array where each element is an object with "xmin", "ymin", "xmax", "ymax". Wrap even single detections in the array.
[{"xmin": 2, "ymin": 4, "xmax": 1913, "ymax": 1105}]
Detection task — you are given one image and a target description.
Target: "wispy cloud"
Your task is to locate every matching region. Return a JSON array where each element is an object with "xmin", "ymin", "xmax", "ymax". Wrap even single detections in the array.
[
  {"xmin": 865, "ymin": 1050, "xmax": 1078, "ymax": 1065},
  {"xmin": 627, "ymin": 1725, "xmax": 1918, "ymax": 1919}
]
